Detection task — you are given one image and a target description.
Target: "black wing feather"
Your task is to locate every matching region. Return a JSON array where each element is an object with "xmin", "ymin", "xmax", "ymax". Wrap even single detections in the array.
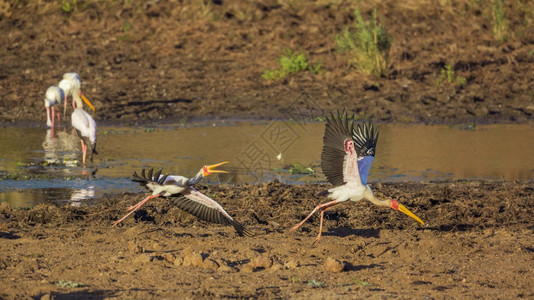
[
  {"xmin": 352, "ymin": 121, "xmax": 378, "ymax": 157},
  {"xmin": 170, "ymin": 195, "xmax": 250, "ymax": 236},
  {"xmin": 321, "ymin": 109, "xmax": 354, "ymax": 187}
]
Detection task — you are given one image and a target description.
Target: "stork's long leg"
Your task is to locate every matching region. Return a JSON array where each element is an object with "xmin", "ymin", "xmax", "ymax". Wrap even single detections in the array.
[
  {"xmin": 51, "ymin": 106, "xmax": 56, "ymax": 127},
  {"xmin": 313, "ymin": 206, "xmax": 333, "ymax": 245},
  {"xmin": 112, "ymin": 194, "xmax": 161, "ymax": 227},
  {"xmin": 290, "ymin": 200, "xmax": 339, "ymax": 233}
]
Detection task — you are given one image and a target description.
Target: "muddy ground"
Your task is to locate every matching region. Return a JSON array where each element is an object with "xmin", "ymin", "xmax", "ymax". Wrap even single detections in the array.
[
  {"xmin": 1, "ymin": 1, "xmax": 534, "ymax": 299},
  {"xmin": 0, "ymin": 0, "xmax": 533, "ymax": 125},
  {"xmin": 0, "ymin": 181, "xmax": 533, "ymax": 299}
]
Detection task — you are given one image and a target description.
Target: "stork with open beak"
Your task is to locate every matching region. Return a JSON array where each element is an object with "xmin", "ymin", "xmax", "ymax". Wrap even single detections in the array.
[
  {"xmin": 59, "ymin": 73, "xmax": 94, "ymax": 116},
  {"xmin": 71, "ymin": 89, "xmax": 97, "ymax": 165},
  {"xmin": 44, "ymin": 86, "xmax": 65, "ymax": 128},
  {"xmin": 113, "ymin": 162, "xmax": 250, "ymax": 236},
  {"xmin": 290, "ymin": 110, "xmax": 424, "ymax": 244}
]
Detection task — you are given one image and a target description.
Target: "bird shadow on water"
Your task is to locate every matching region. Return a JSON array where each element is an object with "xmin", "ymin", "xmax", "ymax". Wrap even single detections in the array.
[{"xmin": 323, "ymin": 227, "xmax": 380, "ymax": 239}]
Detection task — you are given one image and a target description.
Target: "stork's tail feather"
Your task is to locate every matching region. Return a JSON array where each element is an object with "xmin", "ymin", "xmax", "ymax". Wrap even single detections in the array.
[{"xmin": 132, "ymin": 168, "xmax": 167, "ymax": 188}]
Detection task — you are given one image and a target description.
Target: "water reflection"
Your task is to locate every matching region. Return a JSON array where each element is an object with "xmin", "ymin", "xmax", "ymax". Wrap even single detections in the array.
[
  {"xmin": 42, "ymin": 128, "xmax": 79, "ymax": 167},
  {"xmin": 0, "ymin": 122, "xmax": 533, "ymax": 208},
  {"xmin": 69, "ymin": 185, "xmax": 95, "ymax": 207}
]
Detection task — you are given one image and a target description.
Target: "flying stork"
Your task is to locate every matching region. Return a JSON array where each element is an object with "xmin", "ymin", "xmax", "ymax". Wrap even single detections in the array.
[
  {"xmin": 113, "ymin": 162, "xmax": 250, "ymax": 236},
  {"xmin": 290, "ymin": 110, "xmax": 424, "ymax": 244}
]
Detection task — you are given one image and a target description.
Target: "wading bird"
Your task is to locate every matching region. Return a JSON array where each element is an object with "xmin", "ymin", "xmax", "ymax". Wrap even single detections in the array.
[
  {"xmin": 71, "ymin": 89, "xmax": 97, "ymax": 165},
  {"xmin": 44, "ymin": 86, "xmax": 65, "ymax": 128},
  {"xmin": 59, "ymin": 73, "xmax": 94, "ymax": 115},
  {"xmin": 290, "ymin": 110, "xmax": 424, "ymax": 244},
  {"xmin": 113, "ymin": 163, "xmax": 250, "ymax": 236}
]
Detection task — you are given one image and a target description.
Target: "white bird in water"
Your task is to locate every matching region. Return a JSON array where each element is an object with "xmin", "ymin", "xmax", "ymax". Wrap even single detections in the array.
[
  {"xmin": 113, "ymin": 163, "xmax": 250, "ymax": 236},
  {"xmin": 71, "ymin": 89, "xmax": 97, "ymax": 165},
  {"xmin": 44, "ymin": 86, "xmax": 65, "ymax": 128},
  {"xmin": 59, "ymin": 73, "xmax": 94, "ymax": 116},
  {"xmin": 290, "ymin": 110, "xmax": 424, "ymax": 244}
]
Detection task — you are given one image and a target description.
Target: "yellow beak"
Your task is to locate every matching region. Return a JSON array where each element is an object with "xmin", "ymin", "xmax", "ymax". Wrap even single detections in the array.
[
  {"xmin": 203, "ymin": 161, "xmax": 229, "ymax": 176},
  {"xmin": 397, "ymin": 203, "xmax": 425, "ymax": 225},
  {"xmin": 81, "ymin": 93, "xmax": 95, "ymax": 112}
]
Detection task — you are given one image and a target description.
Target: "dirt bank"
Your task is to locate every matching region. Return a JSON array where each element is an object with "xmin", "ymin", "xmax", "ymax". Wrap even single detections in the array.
[
  {"xmin": 1, "ymin": 0, "xmax": 533, "ymax": 126},
  {"xmin": 1, "ymin": 181, "xmax": 533, "ymax": 298}
]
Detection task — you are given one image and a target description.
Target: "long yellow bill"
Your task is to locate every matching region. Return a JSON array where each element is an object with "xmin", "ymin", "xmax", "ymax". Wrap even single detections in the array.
[
  {"xmin": 204, "ymin": 161, "xmax": 229, "ymax": 176},
  {"xmin": 398, "ymin": 204, "xmax": 425, "ymax": 225},
  {"xmin": 81, "ymin": 93, "xmax": 95, "ymax": 112}
]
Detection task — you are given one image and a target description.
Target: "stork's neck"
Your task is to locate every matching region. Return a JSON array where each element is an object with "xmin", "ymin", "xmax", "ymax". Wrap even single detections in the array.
[
  {"xmin": 365, "ymin": 187, "xmax": 392, "ymax": 208},
  {"xmin": 73, "ymin": 91, "xmax": 83, "ymax": 109},
  {"xmin": 185, "ymin": 169, "xmax": 204, "ymax": 186}
]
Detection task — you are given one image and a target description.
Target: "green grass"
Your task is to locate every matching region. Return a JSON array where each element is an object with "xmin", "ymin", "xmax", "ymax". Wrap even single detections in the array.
[
  {"xmin": 436, "ymin": 64, "xmax": 466, "ymax": 87},
  {"xmin": 262, "ymin": 49, "xmax": 321, "ymax": 80},
  {"xmin": 60, "ymin": 0, "xmax": 87, "ymax": 14},
  {"xmin": 336, "ymin": 8, "xmax": 392, "ymax": 77},
  {"xmin": 491, "ymin": 0, "xmax": 508, "ymax": 42}
]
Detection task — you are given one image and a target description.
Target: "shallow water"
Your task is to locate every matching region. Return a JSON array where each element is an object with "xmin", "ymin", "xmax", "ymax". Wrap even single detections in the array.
[{"xmin": 1, "ymin": 121, "xmax": 533, "ymax": 207}]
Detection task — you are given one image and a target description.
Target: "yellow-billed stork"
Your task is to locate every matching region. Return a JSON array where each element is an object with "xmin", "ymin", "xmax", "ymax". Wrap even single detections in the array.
[
  {"xmin": 290, "ymin": 110, "xmax": 424, "ymax": 244},
  {"xmin": 59, "ymin": 73, "xmax": 94, "ymax": 115},
  {"xmin": 113, "ymin": 162, "xmax": 250, "ymax": 236},
  {"xmin": 71, "ymin": 89, "xmax": 97, "ymax": 165},
  {"xmin": 44, "ymin": 86, "xmax": 65, "ymax": 128}
]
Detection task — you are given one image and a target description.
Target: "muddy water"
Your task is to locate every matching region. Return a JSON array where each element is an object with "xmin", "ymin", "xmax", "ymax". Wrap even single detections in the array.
[{"xmin": 0, "ymin": 121, "xmax": 532, "ymax": 207}]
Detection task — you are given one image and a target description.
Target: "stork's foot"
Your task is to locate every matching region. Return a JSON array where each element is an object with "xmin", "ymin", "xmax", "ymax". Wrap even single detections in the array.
[{"xmin": 312, "ymin": 234, "xmax": 322, "ymax": 245}]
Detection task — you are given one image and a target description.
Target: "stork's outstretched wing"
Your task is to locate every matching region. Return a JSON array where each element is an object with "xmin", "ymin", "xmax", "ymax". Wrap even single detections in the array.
[
  {"xmin": 171, "ymin": 189, "xmax": 250, "ymax": 236},
  {"xmin": 352, "ymin": 122, "xmax": 379, "ymax": 186},
  {"xmin": 321, "ymin": 109, "xmax": 359, "ymax": 187}
]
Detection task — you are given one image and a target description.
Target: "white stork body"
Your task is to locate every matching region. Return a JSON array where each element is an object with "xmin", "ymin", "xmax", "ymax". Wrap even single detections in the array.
[
  {"xmin": 44, "ymin": 86, "xmax": 65, "ymax": 128},
  {"xmin": 112, "ymin": 163, "xmax": 250, "ymax": 236},
  {"xmin": 71, "ymin": 90, "xmax": 97, "ymax": 165},
  {"xmin": 290, "ymin": 110, "xmax": 424, "ymax": 244},
  {"xmin": 59, "ymin": 72, "xmax": 82, "ymax": 115}
]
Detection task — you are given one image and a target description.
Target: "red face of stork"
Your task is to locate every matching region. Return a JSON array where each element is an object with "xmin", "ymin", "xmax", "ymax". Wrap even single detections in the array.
[
  {"xmin": 344, "ymin": 140, "xmax": 356, "ymax": 156},
  {"xmin": 202, "ymin": 161, "xmax": 229, "ymax": 177},
  {"xmin": 391, "ymin": 199, "xmax": 425, "ymax": 225}
]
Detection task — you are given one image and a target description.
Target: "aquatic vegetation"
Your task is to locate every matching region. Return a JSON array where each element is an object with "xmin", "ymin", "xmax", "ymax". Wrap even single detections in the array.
[{"xmin": 288, "ymin": 163, "xmax": 314, "ymax": 175}]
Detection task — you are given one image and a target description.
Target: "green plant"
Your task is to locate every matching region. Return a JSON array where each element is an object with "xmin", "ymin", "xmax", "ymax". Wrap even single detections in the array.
[
  {"xmin": 352, "ymin": 279, "xmax": 373, "ymax": 286},
  {"xmin": 60, "ymin": 0, "xmax": 86, "ymax": 13},
  {"xmin": 307, "ymin": 279, "xmax": 325, "ymax": 287},
  {"xmin": 262, "ymin": 49, "xmax": 321, "ymax": 80},
  {"xmin": 289, "ymin": 163, "xmax": 314, "ymax": 175},
  {"xmin": 436, "ymin": 64, "xmax": 466, "ymax": 86},
  {"xmin": 336, "ymin": 8, "xmax": 392, "ymax": 77},
  {"xmin": 122, "ymin": 21, "xmax": 131, "ymax": 32},
  {"xmin": 61, "ymin": 0, "xmax": 75, "ymax": 13},
  {"xmin": 491, "ymin": 0, "xmax": 508, "ymax": 42},
  {"xmin": 56, "ymin": 280, "xmax": 85, "ymax": 288}
]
